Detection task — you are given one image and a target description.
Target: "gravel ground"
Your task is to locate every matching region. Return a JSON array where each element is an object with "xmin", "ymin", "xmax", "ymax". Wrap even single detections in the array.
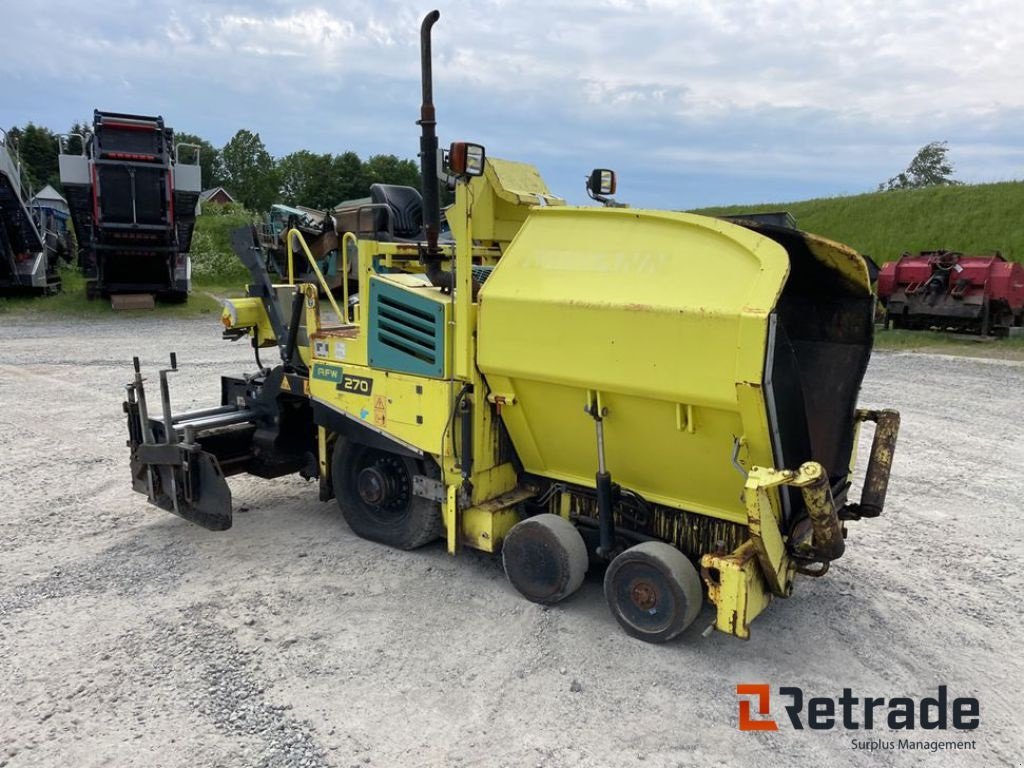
[{"xmin": 1, "ymin": 315, "xmax": 1021, "ymax": 768}]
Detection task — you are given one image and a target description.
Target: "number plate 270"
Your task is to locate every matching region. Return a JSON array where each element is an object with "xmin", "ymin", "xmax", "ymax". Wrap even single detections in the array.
[{"xmin": 338, "ymin": 374, "xmax": 373, "ymax": 396}]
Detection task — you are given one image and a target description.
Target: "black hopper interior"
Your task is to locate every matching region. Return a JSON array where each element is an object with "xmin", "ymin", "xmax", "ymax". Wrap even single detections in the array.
[{"xmin": 740, "ymin": 223, "xmax": 875, "ymax": 516}]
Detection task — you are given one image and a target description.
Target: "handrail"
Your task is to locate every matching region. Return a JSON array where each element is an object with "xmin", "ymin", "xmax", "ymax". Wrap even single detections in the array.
[
  {"xmin": 341, "ymin": 231, "xmax": 357, "ymax": 321},
  {"xmin": 0, "ymin": 129, "xmax": 23, "ymax": 180},
  {"xmin": 286, "ymin": 228, "xmax": 345, "ymax": 325},
  {"xmin": 56, "ymin": 133, "xmax": 87, "ymax": 156},
  {"xmin": 0, "ymin": 133, "xmax": 31, "ymax": 204},
  {"xmin": 0, "ymin": 136, "xmax": 42, "ymax": 246},
  {"xmin": 353, "ymin": 203, "xmax": 393, "ymax": 239},
  {"xmin": 174, "ymin": 142, "xmax": 201, "ymax": 165}
]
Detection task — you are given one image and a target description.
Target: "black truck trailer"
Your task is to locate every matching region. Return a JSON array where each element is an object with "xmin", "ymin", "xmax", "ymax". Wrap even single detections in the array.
[{"xmin": 59, "ymin": 110, "xmax": 201, "ymax": 304}]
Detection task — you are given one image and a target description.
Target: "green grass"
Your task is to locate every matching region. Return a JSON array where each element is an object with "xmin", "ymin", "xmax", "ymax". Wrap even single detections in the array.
[
  {"xmin": 0, "ymin": 267, "xmax": 230, "ymax": 317},
  {"xmin": 692, "ymin": 181, "xmax": 1024, "ymax": 263},
  {"xmin": 693, "ymin": 181, "xmax": 1024, "ymax": 359},
  {"xmin": 0, "ymin": 205, "xmax": 254, "ymax": 318},
  {"xmin": 874, "ymin": 328, "xmax": 1024, "ymax": 360}
]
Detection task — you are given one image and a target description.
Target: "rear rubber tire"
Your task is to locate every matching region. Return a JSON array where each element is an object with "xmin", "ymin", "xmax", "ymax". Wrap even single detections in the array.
[
  {"xmin": 604, "ymin": 541, "xmax": 703, "ymax": 643},
  {"xmin": 502, "ymin": 514, "xmax": 588, "ymax": 605},
  {"xmin": 332, "ymin": 440, "xmax": 442, "ymax": 550}
]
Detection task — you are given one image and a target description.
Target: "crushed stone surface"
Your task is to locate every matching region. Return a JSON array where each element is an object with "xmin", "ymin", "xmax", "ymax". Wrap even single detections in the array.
[{"xmin": 1, "ymin": 315, "xmax": 1021, "ymax": 767}]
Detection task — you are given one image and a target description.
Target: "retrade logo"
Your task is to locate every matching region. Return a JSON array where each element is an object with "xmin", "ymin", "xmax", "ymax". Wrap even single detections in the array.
[
  {"xmin": 736, "ymin": 684, "xmax": 980, "ymax": 732},
  {"xmin": 736, "ymin": 684, "xmax": 778, "ymax": 731}
]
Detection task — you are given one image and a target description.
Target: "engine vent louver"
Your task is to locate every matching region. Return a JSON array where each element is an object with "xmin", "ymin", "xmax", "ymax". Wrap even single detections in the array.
[{"xmin": 368, "ymin": 279, "xmax": 446, "ymax": 378}]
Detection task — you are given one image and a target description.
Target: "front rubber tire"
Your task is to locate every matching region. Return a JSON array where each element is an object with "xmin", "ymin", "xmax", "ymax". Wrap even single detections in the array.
[
  {"xmin": 502, "ymin": 514, "xmax": 588, "ymax": 605},
  {"xmin": 604, "ymin": 541, "xmax": 703, "ymax": 643},
  {"xmin": 332, "ymin": 440, "xmax": 442, "ymax": 550}
]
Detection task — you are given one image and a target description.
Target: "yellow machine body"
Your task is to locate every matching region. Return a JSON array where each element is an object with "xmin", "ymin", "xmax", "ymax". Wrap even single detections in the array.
[
  {"xmin": 302, "ymin": 159, "xmax": 556, "ymax": 556},
  {"xmin": 477, "ymin": 208, "xmax": 790, "ymax": 523},
  {"xmin": 123, "ymin": 9, "xmax": 900, "ymax": 643},
  {"xmin": 205, "ymin": 156, "xmax": 897, "ymax": 640},
  {"xmin": 472, "ymin": 206, "xmax": 889, "ymax": 637}
]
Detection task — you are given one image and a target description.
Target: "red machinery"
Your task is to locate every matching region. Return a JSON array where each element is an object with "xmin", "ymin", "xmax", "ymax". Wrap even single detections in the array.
[{"xmin": 877, "ymin": 250, "xmax": 1024, "ymax": 335}]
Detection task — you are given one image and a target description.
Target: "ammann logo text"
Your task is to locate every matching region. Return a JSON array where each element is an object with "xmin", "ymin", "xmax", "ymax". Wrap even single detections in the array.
[{"xmin": 736, "ymin": 684, "xmax": 979, "ymax": 752}]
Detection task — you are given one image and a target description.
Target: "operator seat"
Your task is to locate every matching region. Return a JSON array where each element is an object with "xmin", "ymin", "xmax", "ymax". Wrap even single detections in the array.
[{"xmin": 370, "ymin": 184, "xmax": 423, "ymax": 240}]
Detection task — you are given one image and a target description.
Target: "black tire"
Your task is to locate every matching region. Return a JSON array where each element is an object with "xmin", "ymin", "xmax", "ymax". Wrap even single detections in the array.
[
  {"xmin": 331, "ymin": 440, "xmax": 442, "ymax": 550},
  {"xmin": 604, "ymin": 541, "xmax": 703, "ymax": 643},
  {"xmin": 502, "ymin": 514, "xmax": 588, "ymax": 605}
]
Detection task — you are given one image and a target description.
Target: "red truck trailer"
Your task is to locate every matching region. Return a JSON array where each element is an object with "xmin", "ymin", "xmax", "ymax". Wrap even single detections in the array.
[{"xmin": 877, "ymin": 250, "xmax": 1024, "ymax": 335}]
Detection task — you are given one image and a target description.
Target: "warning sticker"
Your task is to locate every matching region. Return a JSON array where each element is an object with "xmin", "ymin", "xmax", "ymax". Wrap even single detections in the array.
[
  {"xmin": 333, "ymin": 340, "xmax": 347, "ymax": 360},
  {"xmin": 373, "ymin": 395, "xmax": 387, "ymax": 427}
]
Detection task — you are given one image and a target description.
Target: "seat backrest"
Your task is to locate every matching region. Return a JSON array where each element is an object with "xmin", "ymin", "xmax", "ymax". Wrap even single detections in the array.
[{"xmin": 370, "ymin": 184, "xmax": 423, "ymax": 239}]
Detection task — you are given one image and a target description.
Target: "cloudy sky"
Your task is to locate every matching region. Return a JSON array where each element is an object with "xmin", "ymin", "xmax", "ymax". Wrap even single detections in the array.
[{"xmin": 3, "ymin": 0, "xmax": 1023, "ymax": 207}]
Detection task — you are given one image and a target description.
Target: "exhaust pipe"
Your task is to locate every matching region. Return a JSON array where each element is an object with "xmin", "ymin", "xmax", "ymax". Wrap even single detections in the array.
[{"xmin": 417, "ymin": 9, "xmax": 453, "ymax": 291}]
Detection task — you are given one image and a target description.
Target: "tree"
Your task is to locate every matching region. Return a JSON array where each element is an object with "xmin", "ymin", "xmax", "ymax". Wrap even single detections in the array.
[
  {"xmin": 9, "ymin": 123, "xmax": 60, "ymax": 191},
  {"xmin": 362, "ymin": 154, "xmax": 421, "ymax": 189},
  {"xmin": 331, "ymin": 151, "xmax": 368, "ymax": 203},
  {"xmin": 879, "ymin": 141, "xmax": 960, "ymax": 191},
  {"xmin": 278, "ymin": 150, "xmax": 336, "ymax": 209},
  {"xmin": 7, "ymin": 117, "xmax": 428, "ymax": 211},
  {"xmin": 220, "ymin": 129, "xmax": 278, "ymax": 211},
  {"xmin": 174, "ymin": 132, "xmax": 223, "ymax": 190},
  {"xmin": 278, "ymin": 151, "xmax": 424, "ymax": 210}
]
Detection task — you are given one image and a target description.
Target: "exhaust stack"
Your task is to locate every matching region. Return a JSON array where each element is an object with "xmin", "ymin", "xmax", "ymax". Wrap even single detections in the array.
[{"xmin": 417, "ymin": 10, "xmax": 453, "ymax": 290}]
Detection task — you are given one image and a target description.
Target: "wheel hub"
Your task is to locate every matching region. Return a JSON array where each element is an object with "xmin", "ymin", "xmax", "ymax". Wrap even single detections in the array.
[
  {"xmin": 630, "ymin": 580, "xmax": 658, "ymax": 611},
  {"xmin": 357, "ymin": 466, "xmax": 398, "ymax": 506},
  {"xmin": 603, "ymin": 542, "xmax": 704, "ymax": 643},
  {"xmin": 607, "ymin": 561, "xmax": 674, "ymax": 633}
]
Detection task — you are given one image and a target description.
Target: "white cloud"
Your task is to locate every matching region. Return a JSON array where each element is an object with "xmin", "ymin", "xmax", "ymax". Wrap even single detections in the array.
[
  {"xmin": 209, "ymin": 9, "xmax": 356, "ymax": 60},
  {"xmin": 2, "ymin": 0, "xmax": 1022, "ymax": 205}
]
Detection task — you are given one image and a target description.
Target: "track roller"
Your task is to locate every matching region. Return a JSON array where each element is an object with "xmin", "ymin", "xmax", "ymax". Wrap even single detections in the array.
[
  {"xmin": 604, "ymin": 541, "xmax": 703, "ymax": 643},
  {"xmin": 502, "ymin": 514, "xmax": 588, "ymax": 605}
]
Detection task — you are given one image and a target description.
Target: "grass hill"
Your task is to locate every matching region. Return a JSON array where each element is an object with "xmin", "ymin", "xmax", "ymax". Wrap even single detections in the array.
[{"xmin": 693, "ymin": 181, "xmax": 1024, "ymax": 264}]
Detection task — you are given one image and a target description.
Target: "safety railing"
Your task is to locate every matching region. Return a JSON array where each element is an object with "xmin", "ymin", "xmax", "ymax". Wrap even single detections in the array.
[
  {"xmin": 340, "ymin": 231, "xmax": 356, "ymax": 321},
  {"xmin": 0, "ymin": 128, "xmax": 30, "ymax": 201},
  {"xmin": 174, "ymin": 142, "xmax": 201, "ymax": 166},
  {"xmin": 285, "ymin": 227, "xmax": 348, "ymax": 326},
  {"xmin": 0, "ymin": 128, "xmax": 44, "ymax": 246},
  {"xmin": 353, "ymin": 203, "xmax": 394, "ymax": 239},
  {"xmin": 56, "ymin": 133, "xmax": 87, "ymax": 156}
]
